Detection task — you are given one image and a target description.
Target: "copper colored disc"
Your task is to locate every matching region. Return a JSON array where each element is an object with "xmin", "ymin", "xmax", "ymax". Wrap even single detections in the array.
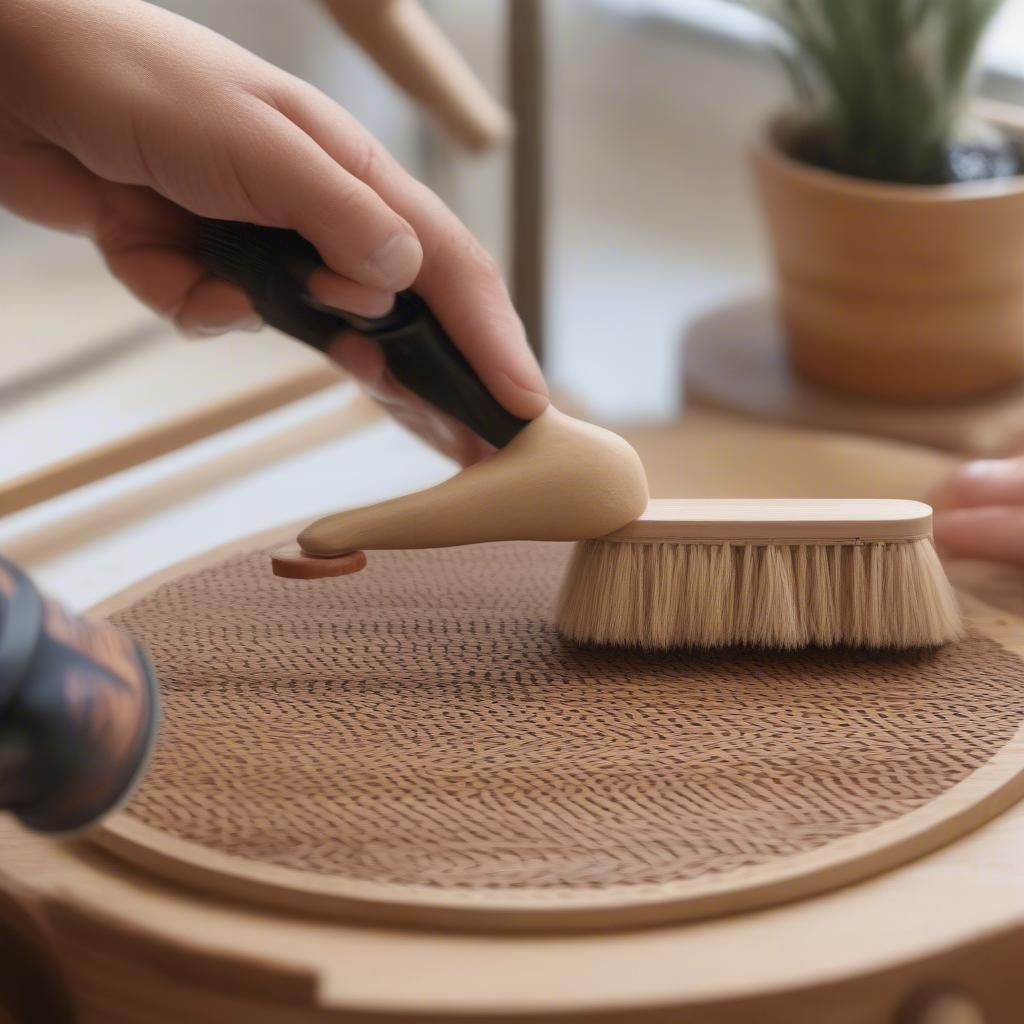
[
  {"xmin": 99, "ymin": 540, "xmax": 1024, "ymax": 931},
  {"xmin": 270, "ymin": 544, "xmax": 367, "ymax": 579}
]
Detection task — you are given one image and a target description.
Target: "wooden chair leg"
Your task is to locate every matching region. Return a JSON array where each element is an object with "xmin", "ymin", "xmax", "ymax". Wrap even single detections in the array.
[
  {"xmin": 508, "ymin": 0, "xmax": 547, "ymax": 364},
  {"xmin": 319, "ymin": 0, "xmax": 511, "ymax": 152}
]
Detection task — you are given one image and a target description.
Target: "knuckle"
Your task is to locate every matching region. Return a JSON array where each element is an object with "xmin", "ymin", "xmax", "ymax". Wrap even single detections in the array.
[
  {"xmin": 449, "ymin": 227, "xmax": 502, "ymax": 280},
  {"xmin": 346, "ymin": 135, "xmax": 385, "ymax": 187}
]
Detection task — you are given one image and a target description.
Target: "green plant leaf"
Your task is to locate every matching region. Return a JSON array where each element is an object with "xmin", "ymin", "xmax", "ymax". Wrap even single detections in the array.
[{"xmin": 730, "ymin": 0, "xmax": 1011, "ymax": 183}]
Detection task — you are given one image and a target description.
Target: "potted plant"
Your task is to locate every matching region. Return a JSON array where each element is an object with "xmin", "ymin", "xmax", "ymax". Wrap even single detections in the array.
[{"xmin": 741, "ymin": 0, "xmax": 1024, "ymax": 402}]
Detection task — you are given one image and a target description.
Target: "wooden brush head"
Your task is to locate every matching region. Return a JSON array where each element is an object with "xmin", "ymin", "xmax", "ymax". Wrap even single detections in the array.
[{"xmin": 607, "ymin": 499, "xmax": 934, "ymax": 545}]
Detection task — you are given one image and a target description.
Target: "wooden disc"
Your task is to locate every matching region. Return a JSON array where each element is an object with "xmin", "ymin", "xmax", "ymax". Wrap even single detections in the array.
[
  {"xmin": 93, "ymin": 538, "xmax": 1024, "ymax": 932},
  {"xmin": 270, "ymin": 544, "xmax": 367, "ymax": 580},
  {"xmin": 683, "ymin": 297, "xmax": 1024, "ymax": 456}
]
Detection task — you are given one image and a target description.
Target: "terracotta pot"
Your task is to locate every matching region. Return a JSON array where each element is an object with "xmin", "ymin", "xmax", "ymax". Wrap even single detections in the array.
[{"xmin": 752, "ymin": 112, "xmax": 1024, "ymax": 403}]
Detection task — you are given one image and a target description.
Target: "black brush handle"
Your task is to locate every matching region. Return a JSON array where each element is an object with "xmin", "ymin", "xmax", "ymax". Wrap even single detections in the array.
[{"xmin": 196, "ymin": 218, "xmax": 529, "ymax": 449}]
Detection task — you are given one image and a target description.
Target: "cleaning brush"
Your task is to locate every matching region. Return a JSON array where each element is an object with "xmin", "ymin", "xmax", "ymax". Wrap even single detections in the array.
[
  {"xmin": 197, "ymin": 220, "xmax": 963, "ymax": 654},
  {"xmin": 556, "ymin": 499, "xmax": 963, "ymax": 650}
]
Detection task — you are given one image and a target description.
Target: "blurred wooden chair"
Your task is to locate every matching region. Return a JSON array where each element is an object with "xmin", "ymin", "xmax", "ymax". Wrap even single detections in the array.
[{"xmin": 321, "ymin": 0, "xmax": 511, "ymax": 152}]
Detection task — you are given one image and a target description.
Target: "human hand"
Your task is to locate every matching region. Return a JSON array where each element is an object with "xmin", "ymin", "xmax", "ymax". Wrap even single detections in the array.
[
  {"xmin": 927, "ymin": 457, "xmax": 1024, "ymax": 566},
  {"xmin": 0, "ymin": 0, "xmax": 546, "ymax": 464}
]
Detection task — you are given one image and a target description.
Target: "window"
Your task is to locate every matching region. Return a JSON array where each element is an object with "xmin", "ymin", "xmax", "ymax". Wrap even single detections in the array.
[{"xmin": 598, "ymin": 0, "xmax": 1024, "ymax": 84}]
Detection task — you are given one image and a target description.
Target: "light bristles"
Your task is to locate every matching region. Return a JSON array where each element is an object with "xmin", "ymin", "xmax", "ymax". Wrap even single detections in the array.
[{"xmin": 556, "ymin": 539, "xmax": 963, "ymax": 651}]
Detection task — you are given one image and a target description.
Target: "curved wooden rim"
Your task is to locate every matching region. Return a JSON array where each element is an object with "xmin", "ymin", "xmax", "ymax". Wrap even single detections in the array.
[{"xmin": 89, "ymin": 531, "xmax": 1024, "ymax": 933}]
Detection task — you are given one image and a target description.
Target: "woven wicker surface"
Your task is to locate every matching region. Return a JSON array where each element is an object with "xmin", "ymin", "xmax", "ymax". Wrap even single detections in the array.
[{"xmin": 110, "ymin": 541, "xmax": 1024, "ymax": 891}]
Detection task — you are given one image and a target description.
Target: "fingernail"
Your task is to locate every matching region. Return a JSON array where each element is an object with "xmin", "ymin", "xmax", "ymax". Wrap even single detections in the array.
[
  {"xmin": 311, "ymin": 291, "xmax": 395, "ymax": 319},
  {"xmin": 188, "ymin": 323, "xmax": 226, "ymax": 338},
  {"xmin": 365, "ymin": 233, "xmax": 421, "ymax": 289},
  {"xmin": 190, "ymin": 315, "xmax": 263, "ymax": 337},
  {"xmin": 495, "ymin": 371, "xmax": 550, "ymax": 419}
]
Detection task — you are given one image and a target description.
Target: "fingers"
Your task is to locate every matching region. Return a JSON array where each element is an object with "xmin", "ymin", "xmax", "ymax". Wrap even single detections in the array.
[
  {"xmin": 927, "ymin": 457, "xmax": 1024, "ymax": 511},
  {"xmin": 114, "ymin": 242, "xmax": 260, "ymax": 336},
  {"xmin": 105, "ymin": 229, "xmax": 262, "ymax": 336},
  {"xmin": 4, "ymin": 11, "xmax": 545, "ymax": 421},
  {"xmin": 15, "ymin": 137, "xmax": 397, "ymax": 335},
  {"xmin": 330, "ymin": 333, "xmax": 388, "ymax": 392},
  {"xmin": 12, "ymin": 1, "xmax": 423, "ymax": 295},
  {"xmin": 330, "ymin": 333, "xmax": 493, "ymax": 465},
  {"xmin": 306, "ymin": 267, "xmax": 394, "ymax": 319},
  {"xmin": 927, "ymin": 457, "xmax": 1024, "ymax": 568},
  {"xmin": 283, "ymin": 150, "xmax": 422, "ymax": 293},
  {"xmin": 933, "ymin": 507, "xmax": 1024, "ymax": 567},
  {"xmin": 174, "ymin": 275, "xmax": 262, "ymax": 336},
  {"xmin": 0, "ymin": 142, "xmax": 103, "ymax": 234},
  {"xmin": 414, "ymin": 200, "xmax": 549, "ymax": 420},
  {"xmin": 95, "ymin": 168, "xmax": 397, "ymax": 330},
  {"xmin": 208, "ymin": 103, "xmax": 423, "ymax": 294},
  {"xmin": 88, "ymin": 179, "xmax": 260, "ymax": 335},
  {"xmin": 272, "ymin": 81, "xmax": 548, "ymax": 420},
  {"xmin": 0, "ymin": 143, "xmax": 260, "ymax": 335}
]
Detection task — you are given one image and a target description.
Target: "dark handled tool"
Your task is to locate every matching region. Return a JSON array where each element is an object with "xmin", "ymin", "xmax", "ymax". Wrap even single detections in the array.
[
  {"xmin": 0, "ymin": 556, "xmax": 158, "ymax": 833},
  {"xmin": 197, "ymin": 218, "xmax": 529, "ymax": 449}
]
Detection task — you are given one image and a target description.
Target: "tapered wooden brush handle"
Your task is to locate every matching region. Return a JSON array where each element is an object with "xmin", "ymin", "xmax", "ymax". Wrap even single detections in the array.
[
  {"xmin": 197, "ymin": 218, "xmax": 529, "ymax": 449},
  {"xmin": 270, "ymin": 406, "xmax": 650, "ymax": 578}
]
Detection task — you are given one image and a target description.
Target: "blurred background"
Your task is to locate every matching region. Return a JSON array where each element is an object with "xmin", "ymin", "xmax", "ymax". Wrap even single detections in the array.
[
  {"xmin": 6, "ymin": 7, "xmax": 1024, "ymax": 1019},
  {"xmin": 5, "ymin": 0, "xmax": 1024, "ymax": 602},
  {"xmin": 5, "ymin": 0, "xmax": 1020, "ymax": 421}
]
